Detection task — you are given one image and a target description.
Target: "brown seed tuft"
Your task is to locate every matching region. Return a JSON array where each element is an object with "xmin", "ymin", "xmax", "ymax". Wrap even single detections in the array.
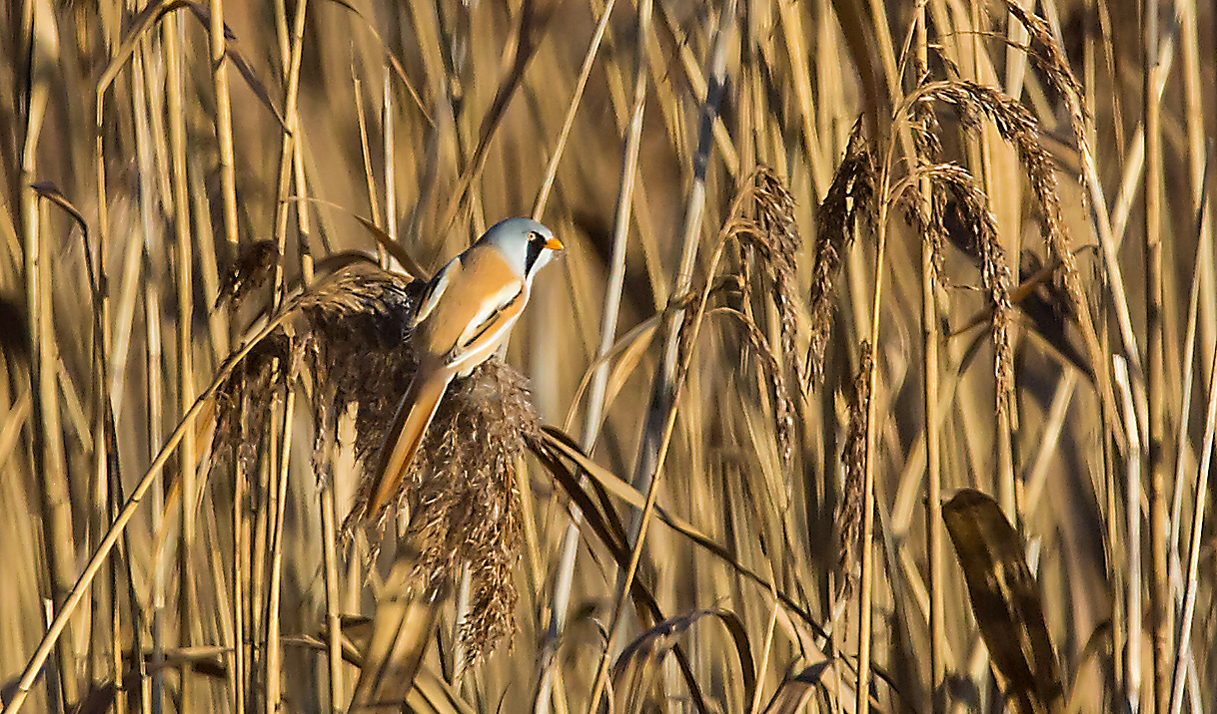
[
  {"xmin": 835, "ymin": 341, "xmax": 872, "ymax": 596},
  {"xmin": 808, "ymin": 123, "xmax": 877, "ymax": 386},
  {"xmin": 731, "ymin": 167, "xmax": 803, "ymax": 464},
  {"xmin": 216, "ymin": 240, "xmax": 281, "ymax": 309},
  {"xmin": 915, "ymin": 164, "xmax": 1015, "ymax": 416},
  {"xmin": 1002, "ymin": 1, "xmax": 1089, "ymax": 153}
]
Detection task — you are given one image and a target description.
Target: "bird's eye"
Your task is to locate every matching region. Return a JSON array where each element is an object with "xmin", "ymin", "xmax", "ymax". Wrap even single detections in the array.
[{"xmin": 527, "ymin": 231, "xmax": 542, "ymax": 242}]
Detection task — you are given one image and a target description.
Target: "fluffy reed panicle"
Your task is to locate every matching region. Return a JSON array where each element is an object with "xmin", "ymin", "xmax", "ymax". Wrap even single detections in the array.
[
  {"xmin": 214, "ymin": 262, "xmax": 536, "ymax": 659},
  {"xmin": 808, "ymin": 125, "xmax": 876, "ymax": 386},
  {"xmin": 730, "ymin": 167, "xmax": 803, "ymax": 463},
  {"xmin": 912, "ymin": 79, "xmax": 1081, "ymax": 311},
  {"xmin": 745, "ymin": 167, "xmax": 803, "ymax": 384},
  {"xmin": 835, "ymin": 341, "xmax": 872, "ymax": 595},
  {"xmin": 920, "ymin": 165, "xmax": 1015, "ymax": 416},
  {"xmin": 1002, "ymin": 1, "xmax": 1089, "ymax": 152},
  {"xmin": 215, "ymin": 239, "xmax": 281, "ymax": 309},
  {"xmin": 213, "ymin": 333, "xmax": 288, "ymax": 474}
]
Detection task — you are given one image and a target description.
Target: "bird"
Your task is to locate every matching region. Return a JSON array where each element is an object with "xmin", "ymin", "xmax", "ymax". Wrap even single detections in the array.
[{"xmin": 363, "ymin": 217, "xmax": 564, "ymax": 517}]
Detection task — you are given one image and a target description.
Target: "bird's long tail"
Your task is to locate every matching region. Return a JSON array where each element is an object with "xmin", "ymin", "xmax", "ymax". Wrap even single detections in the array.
[{"xmin": 364, "ymin": 371, "xmax": 452, "ymax": 518}]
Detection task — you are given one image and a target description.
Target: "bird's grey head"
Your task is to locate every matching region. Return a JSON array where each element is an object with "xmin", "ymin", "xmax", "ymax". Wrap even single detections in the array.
[{"xmin": 478, "ymin": 217, "xmax": 563, "ymax": 281}]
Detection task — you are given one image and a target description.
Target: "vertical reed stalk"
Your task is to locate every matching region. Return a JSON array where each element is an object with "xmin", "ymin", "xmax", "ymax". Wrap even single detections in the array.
[
  {"xmin": 133, "ymin": 38, "xmax": 167, "ymax": 714},
  {"xmin": 163, "ymin": 9, "xmax": 196, "ymax": 711},
  {"xmin": 320, "ymin": 485, "xmax": 344, "ymax": 713},
  {"xmin": 208, "ymin": 0, "xmax": 246, "ymax": 706},
  {"xmin": 536, "ymin": 0, "xmax": 628, "ymax": 709},
  {"xmin": 383, "ymin": 73, "xmax": 396, "ymax": 268},
  {"xmin": 22, "ymin": 5, "xmax": 78, "ymax": 704},
  {"xmin": 586, "ymin": 3, "xmax": 735, "ymax": 711},
  {"xmin": 1179, "ymin": 0, "xmax": 1214, "ymax": 392},
  {"xmin": 1114, "ymin": 358, "xmax": 1142, "ymax": 711},
  {"xmin": 210, "ymin": 0, "xmax": 239, "ymax": 248},
  {"xmin": 265, "ymin": 379, "xmax": 296, "ymax": 714},
  {"xmin": 1142, "ymin": 2, "xmax": 1170, "ymax": 711},
  {"xmin": 917, "ymin": 10, "xmax": 945, "ymax": 713},
  {"xmin": 857, "ymin": 169, "xmax": 892, "ymax": 714},
  {"xmin": 1169, "ymin": 179, "xmax": 1215, "ymax": 713},
  {"xmin": 1169, "ymin": 277, "xmax": 1216, "ymax": 714}
]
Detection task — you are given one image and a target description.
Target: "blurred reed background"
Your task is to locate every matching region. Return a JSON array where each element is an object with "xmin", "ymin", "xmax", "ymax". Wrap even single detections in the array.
[{"xmin": 0, "ymin": 0, "xmax": 1214, "ymax": 712}]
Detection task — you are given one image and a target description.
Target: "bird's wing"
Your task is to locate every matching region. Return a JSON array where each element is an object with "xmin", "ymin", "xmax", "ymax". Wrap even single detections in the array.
[
  {"xmin": 446, "ymin": 282, "xmax": 528, "ymax": 375},
  {"xmin": 409, "ymin": 257, "xmax": 457, "ymax": 328}
]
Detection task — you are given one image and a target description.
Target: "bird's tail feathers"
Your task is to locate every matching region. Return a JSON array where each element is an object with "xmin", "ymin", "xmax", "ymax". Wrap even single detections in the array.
[{"xmin": 365, "ymin": 372, "xmax": 452, "ymax": 517}]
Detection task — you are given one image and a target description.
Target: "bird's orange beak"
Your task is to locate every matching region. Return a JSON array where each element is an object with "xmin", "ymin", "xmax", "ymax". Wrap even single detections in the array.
[{"xmin": 545, "ymin": 237, "xmax": 564, "ymax": 251}]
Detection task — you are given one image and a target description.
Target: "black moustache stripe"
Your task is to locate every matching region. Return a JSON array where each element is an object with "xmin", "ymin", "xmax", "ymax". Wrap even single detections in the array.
[{"xmin": 524, "ymin": 236, "xmax": 546, "ymax": 275}]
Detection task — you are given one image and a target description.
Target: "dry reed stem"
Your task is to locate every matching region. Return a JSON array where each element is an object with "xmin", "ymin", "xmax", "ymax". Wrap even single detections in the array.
[
  {"xmin": 7, "ymin": 2, "xmax": 1217, "ymax": 712},
  {"xmin": 1142, "ymin": 3, "xmax": 1170, "ymax": 710},
  {"xmin": 913, "ymin": 13, "xmax": 946, "ymax": 708},
  {"xmin": 538, "ymin": 0, "xmax": 641, "ymax": 707}
]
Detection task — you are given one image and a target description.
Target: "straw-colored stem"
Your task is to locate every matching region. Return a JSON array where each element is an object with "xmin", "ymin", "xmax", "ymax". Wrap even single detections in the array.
[
  {"xmin": 23, "ymin": 27, "xmax": 79, "ymax": 704},
  {"xmin": 536, "ymin": 0, "xmax": 633, "ymax": 709},
  {"xmin": 1113, "ymin": 359, "xmax": 1142, "ymax": 711},
  {"xmin": 133, "ymin": 39, "xmax": 168, "ymax": 714},
  {"xmin": 857, "ymin": 181, "xmax": 893, "ymax": 714},
  {"xmin": 531, "ymin": 0, "xmax": 617, "ymax": 221},
  {"xmin": 1179, "ymin": 0, "xmax": 1215, "ymax": 394},
  {"xmin": 265, "ymin": 381, "xmax": 296, "ymax": 714},
  {"xmin": 916, "ymin": 10, "xmax": 945, "ymax": 714},
  {"xmin": 162, "ymin": 10, "xmax": 196, "ymax": 710},
  {"xmin": 1142, "ymin": 3, "xmax": 1171, "ymax": 711},
  {"xmin": 211, "ymin": 0, "xmax": 239, "ymax": 247},
  {"xmin": 1, "ymin": 301, "xmax": 304, "ymax": 714},
  {"xmin": 271, "ymin": 0, "xmax": 308, "ymax": 309},
  {"xmin": 382, "ymin": 72, "xmax": 396, "ymax": 265},
  {"xmin": 586, "ymin": 9, "xmax": 736, "ymax": 712},
  {"xmin": 1169, "ymin": 293, "xmax": 1216, "ymax": 714},
  {"xmin": 320, "ymin": 484, "xmax": 344, "ymax": 713}
]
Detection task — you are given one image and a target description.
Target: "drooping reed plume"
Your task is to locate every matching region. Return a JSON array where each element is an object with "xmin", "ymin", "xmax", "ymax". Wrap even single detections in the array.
[
  {"xmin": 213, "ymin": 262, "xmax": 537, "ymax": 658},
  {"xmin": 807, "ymin": 124, "xmax": 877, "ymax": 386}
]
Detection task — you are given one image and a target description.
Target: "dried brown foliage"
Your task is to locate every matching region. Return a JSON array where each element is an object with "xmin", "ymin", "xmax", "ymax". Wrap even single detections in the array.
[{"xmin": 944, "ymin": 490, "xmax": 1064, "ymax": 714}]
